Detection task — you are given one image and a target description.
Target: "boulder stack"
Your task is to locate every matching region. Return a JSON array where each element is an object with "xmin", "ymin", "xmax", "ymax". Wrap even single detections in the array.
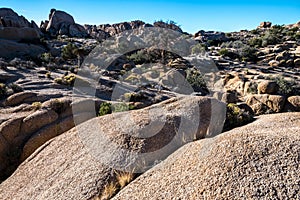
[
  {"xmin": 41, "ymin": 9, "xmax": 88, "ymax": 38},
  {"xmin": 0, "ymin": 8, "xmax": 41, "ymax": 41}
]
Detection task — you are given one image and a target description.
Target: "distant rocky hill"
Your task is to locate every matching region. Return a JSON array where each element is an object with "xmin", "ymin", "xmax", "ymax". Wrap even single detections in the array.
[{"xmin": 0, "ymin": 7, "xmax": 299, "ymax": 199}]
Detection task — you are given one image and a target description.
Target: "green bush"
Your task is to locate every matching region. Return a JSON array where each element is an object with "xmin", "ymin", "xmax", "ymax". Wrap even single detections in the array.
[
  {"xmin": 98, "ymin": 102, "xmax": 112, "ymax": 116},
  {"xmin": 247, "ymin": 82, "xmax": 258, "ymax": 94},
  {"xmin": 248, "ymin": 37, "xmax": 263, "ymax": 47},
  {"xmin": 40, "ymin": 52, "xmax": 52, "ymax": 63},
  {"xmin": 112, "ymin": 103, "xmax": 135, "ymax": 112},
  {"xmin": 225, "ymin": 33, "xmax": 232, "ymax": 37},
  {"xmin": 191, "ymin": 43, "xmax": 207, "ymax": 55},
  {"xmin": 218, "ymin": 48, "xmax": 239, "ymax": 59},
  {"xmin": 250, "ymin": 29, "xmax": 259, "ymax": 34},
  {"xmin": 127, "ymin": 50, "xmax": 149, "ymax": 64},
  {"xmin": 153, "ymin": 20, "xmax": 181, "ymax": 30},
  {"xmin": 98, "ymin": 102, "xmax": 135, "ymax": 116},
  {"xmin": 274, "ymin": 76, "xmax": 298, "ymax": 96},
  {"xmin": 31, "ymin": 102, "xmax": 42, "ymax": 110},
  {"xmin": 186, "ymin": 69, "xmax": 208, "ymax": 94},
  {"xmin": 223, "ymin": 103, "xmax": 254, "ymax": 131},
  {"xmin": 285, "ymin": 27, "xmax": 299, "ymax": 37},
  {"xmin": 0, "ymin": 83, "xmax": 7, "ymax": 98},
  {"xmin": 220, "ymin": 41, "xmax": 257, "ymax": 62},
  {"xmin": 269, "ymin": 24, "xmax": 285, "ymax": 35},
  {"xmin": 261, "ymin": 32, "xmax": 280, "ymax": 46},
  {"xmin": 218, "ymin": 48, "xmax": 229, "ymax": 56},
  {"xmin": 54, "ymin": 73, "xmax": 77, "ymax": 86},
  {"xmin": 62, "ymin": 43, "xmax": 78, "ymax": 60},
  {"xmin": 295, "ymin": 32, "xmax": 300, "ymax": 40},
  {"xmin": 239, "ymin": 46, "xmax": 257, "ymax": 62}
]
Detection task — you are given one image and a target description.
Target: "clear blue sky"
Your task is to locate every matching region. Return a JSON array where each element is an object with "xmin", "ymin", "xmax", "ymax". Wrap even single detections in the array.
[{"xmin": 1, "ymin": 0, "xmax": 300, "ymax": 33}]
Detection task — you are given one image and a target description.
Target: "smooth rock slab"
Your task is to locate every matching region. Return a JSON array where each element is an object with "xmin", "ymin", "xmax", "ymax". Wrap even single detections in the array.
[
  {"xmin": 4, "ymin": 91, "xmax": 37, "ymax": 107},
  {"xmin": 113, "ymin": 112, "xmax": 300, "ymax": 200},
  {"xmin": 0, "ymin": 96, "xmax": 226, "ymax": 200}
]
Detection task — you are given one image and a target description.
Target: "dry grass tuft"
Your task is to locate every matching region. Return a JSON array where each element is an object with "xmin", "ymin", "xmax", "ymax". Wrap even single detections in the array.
[
  {"xmin": 93, "ymin": 171, "xmax": 135, "ymax": 200},
  {"xmin": 116, "ymin": 172, "xmax": 134, "ymax": 188},
  {"xmin": 99, "ymin": 182, "xmax": 118, "ymax": 200}
]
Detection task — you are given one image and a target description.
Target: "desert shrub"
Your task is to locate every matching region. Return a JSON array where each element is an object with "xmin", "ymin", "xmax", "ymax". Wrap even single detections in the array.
[
  {"xmin": 274, "ymin": 76, "xmax": 298, "ymax": 96},
  {"xmin": 40, "ymin": 52, "xmax": 52, "ymax": 63},
  {"xmin": 112, "ymin": 103, "xmax": 135, "ymax": 113},
  {"xmin": 285, "ymin": 27, "xmax": 299, "ymax": 36},
  {"xmin": 0, "ymin": 83, "xmax": 7, "ymax": 98},
  {"xmin": 191, "ymin": 43, "xmax": 207, "ymax": 55},
  {"xmin": 96, "ymin": 171, "xmax": 135, "ymax": 200},
  {"xmin": 127, "ymin": 49, "xmax": 179, "ymax": 64},
  {"xmin": 153, "ymin": 20, "xmax": 181, "ymax": 31},
  {"xmin": 239, "ymin": 46, "xmax": 257, "ymax": 62},
  {"xmin": 225, "ymin": 33, "xmax": 232, "ymax": 37},
  {"xmin": 218, "ymin": 48, "xmax": 229, "ymax": 56},
  {"xmin": 54, "ymin": 77, "xmax": 63, "ymax": 84},
  {"xmin": 207, "ymin": 39, "xmax": 222, "ymax": 46},
  {"xmin": 186, "ymin": 69, "xmax": 208, "ymax": 94},
  {"xmin": 261, "ymin": 32, "xmax": 280, "ymax": 46},
  {"xmin": 62, "ymin": 43, "xmax": 78, "ymax": 60},
  {"xmin": 8, "ymin": 83, "xmax": 23, "ymax": 93},
  {"xmin": 54, "ymin": 73, "xmax": 77, "ymax": 86},
  {"xmin": 269, "ymin": 24, "xmax": 285, "ymax": 35},
  {"xmin": 223, "ymin": 103, "xmax": 254, "ymax": 131},
  {"xmin": 98, "ymin": 102, "xmax": 112, "ymax": 116},
  {"xmin": 218, "ymin": 48, "xmax": 239, "ymax": 59},
  {"xmin": 248, "ymin": 37, "xmax": 263, "ymax": 47},
  {"xmin": 250, "ymin": 29, "xmax": 259, "ymax": 34},
  {"xmin": 221, "ymin": 40, "xmax": 257, "ymax": 61},
  {"xmin": 127, "ymin": 50, "xmax": 149, "ymax": 64},
  {"xmin": 122, "ymin": 92, "xmax": 146, "ymax": 102},
  {"xmin": 221, "ymin": 40, "xmax": 245, "ymax": 49},
  {"xmin": 295, "ymin": 32, "xmax": 300, "ymax": 40},
  {"xmin": 31, "ymin": 102, "xmax": 42, "ymax": 110},
  {"xmin": 231, "ymin": 40, "xmax": 246, "ymax": 49},
  {"xmin": 46, "ymin": 72, "xmax": 52, "ymax": 78},
  {"xmin": 247, "ymin": 82, "xmax": 258, "ymax": 94},
  {"xmin": 46, "ymin": 99, "xmax": 67, "ymax": 114},
  {"xmin": 64, "ymin": 74, "xmax": 76, "ymax": 85}
]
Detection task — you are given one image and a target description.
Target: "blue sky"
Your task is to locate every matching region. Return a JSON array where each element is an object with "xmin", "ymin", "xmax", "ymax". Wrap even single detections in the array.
[{"xmin": 1, "ymin": 0, "xmax": 300, "ymax": 33}]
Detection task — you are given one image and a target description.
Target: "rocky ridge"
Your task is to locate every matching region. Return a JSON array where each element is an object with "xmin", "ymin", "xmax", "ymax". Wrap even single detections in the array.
[{"xmin": 0, "ymin": 7, "xmax": 299, "ymax": 199}]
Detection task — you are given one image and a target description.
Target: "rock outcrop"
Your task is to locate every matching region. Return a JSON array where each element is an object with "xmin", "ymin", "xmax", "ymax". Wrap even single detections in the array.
[
  {"xmin": 0, "ymin": 39, "xmax": 46, "ymax": 60},
  {"xmin": 85, "ymin": 20, "xmax": 152, "ymax": 41},
  {"xmin": 41, "ymin": 9, "xmax": 88, "ymax": 38},
  {"xmin": 0, "ymin": 8, "xmax": 34, "ymax": 28},
  {"xmin": 0, "ymin": 96, "xmax": 226, "ymax": 199},
  {"xmin": 0, "ymin": 27, "xmax": 40, "ymax": 41},
  {"xmin": 245, "ymin": 94, "xmax": 286, "ymax": 115},
  {"xmin": 258, "ymin": 21, "xmax": 272, "ymax": 29},
  {"xmin": 0, "ymin": 8, "xmax": 41, "ymax": 41},
  {"xmin": 257, "ymin": 80, "xmax": 279, "ymax": 94},
  {"xmin": 153, "ymin": 21, "xmax": 182, "ymax": 32},
  {"xmin": 0, "ymin": 8, "xmax": 44, "ymax": 59},
  {"xmin": 113, "ymin": 112, "xmax": 300, "ymax": 200},
  {"xmin": 194, "ymin": 30, "xmax": 228, "ymax": 43},
  {"xmin": 0, "ymin": 97, "xmax": 75, "ymax": 181}
]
